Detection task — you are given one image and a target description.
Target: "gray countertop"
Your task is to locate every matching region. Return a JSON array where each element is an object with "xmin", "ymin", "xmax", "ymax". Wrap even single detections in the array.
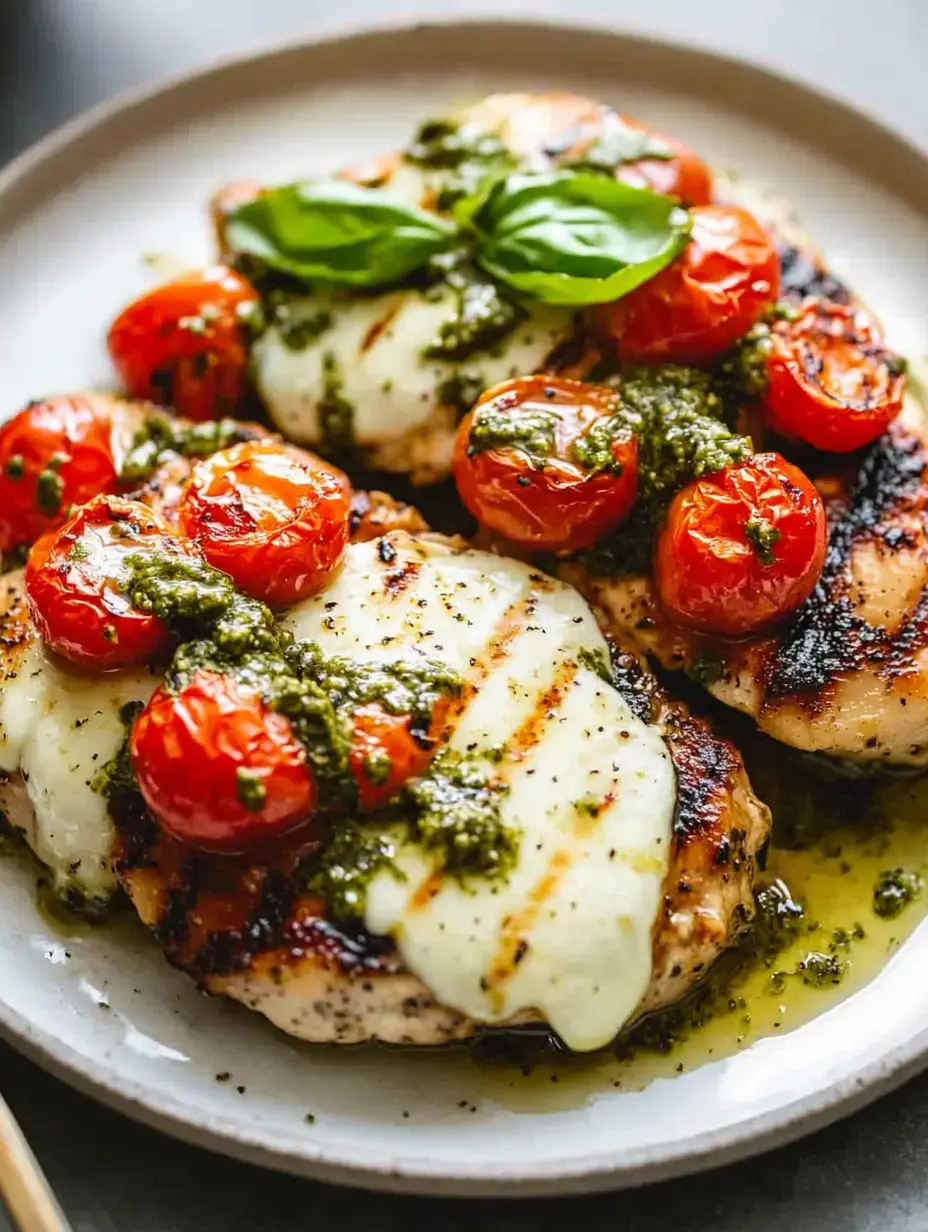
[{"xmin": 2, "ymin": 1, "xmax": 928, "ymax": 1229}]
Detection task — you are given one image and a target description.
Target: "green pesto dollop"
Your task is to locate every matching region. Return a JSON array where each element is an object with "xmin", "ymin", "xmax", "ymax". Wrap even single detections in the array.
[
  {"xmin": 120, "ymin": 414, "xmax": 261, "ymax": 485},
  {"xmin": 424, "ymin": 251, "xmax": 525, "ymax": 363},
  {"xmin": 318, "ymin": 351, "xmax": 356, "ymax": 456},
  {"xmin": 579, "ymin": 365, "xmax": 752, "ymax": 575},
  {"xmin": 467, "ymin": 405, "xmax": 559, "ymax": 466},
  {"xmin": 873, "ymin": 868, "xmax": 922, "ymax": 919},
  {"xmin": 35, "ymin": 457, "xmax": 65, "ymax": 517},
  {"xmin": 562, "ymin": 121, "xmax": 674, "ymax": 175},
  {"xmin": 436, "ymin": 371, "xmax": 487, "ymax": 417},
  {"xmin": 404, "ymin": 118, "xmax": 516, "ymax": 211},
  {"xmin": 743, "ymin": 515, "xmax": 781, "ymax": 566},
  {"xmin": 302, "ymin": 748, "xmax": 516, "ymax": 920},
  {"xmin": 303, "ymin": 822, "xmax": 401, "ymax": 920},
  {"xmin": 405, "ymin": 748, "xmax": 515, "ymax": 881},
  {"xmin": 92, "ymin": 701, "xmax": 146, "ymax": 801},
  {"xmin": 263, "ymin": 292, "xmax": 333, "ymax": 352}
]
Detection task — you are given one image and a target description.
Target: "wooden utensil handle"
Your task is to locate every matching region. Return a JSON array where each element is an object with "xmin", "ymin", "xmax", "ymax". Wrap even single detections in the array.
[{"xmin": 0, "ymin": 1095, "xmax": 70, "ymax": 1232}]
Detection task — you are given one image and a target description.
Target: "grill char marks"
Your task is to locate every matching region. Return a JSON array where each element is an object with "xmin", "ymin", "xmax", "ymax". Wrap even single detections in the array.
[
  {"xmin": 763, "ymin": 423, "xmax": 928, "ymax": 706},
  {"xmin": 609, "ymin": 644, "xmax": 769, "ymax": 1019},
  {"xmin": 777, "ymin": 241, "xmax": 852, "ymax": 306}
]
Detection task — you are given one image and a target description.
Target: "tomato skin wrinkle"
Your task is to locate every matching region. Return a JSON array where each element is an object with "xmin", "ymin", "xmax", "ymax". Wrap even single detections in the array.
[
  {"xmin": 176, "ymin": 440, "xmax": 350, "ymax": 607},
  {"xmin": 107, "ymin": 265, "xmax": 259, "ymax": 422},
  {"xmin": 764, "ymin": 299, "xmax": 907, "ymax": 453},
  {"xmin": 654, "ymin": 452, "xmax": 827, "ymax": 637},
  {"xmin": 452, "ymin": 375, "xmax": 638, "ymax": 553},
  {"xmin": 25, "ymin": 494, "xmax": 187, "ymax": 671},
  {"xmin": 0, "ymin": 396, "xmax": 118, "ymax": 553},
  {"xmin": 131, "ymin": 668, "xmax": 316, "ymax": 853},
  {"xmin": 599, "ymin": 204, "xmax": 780, "ymax": 365}
]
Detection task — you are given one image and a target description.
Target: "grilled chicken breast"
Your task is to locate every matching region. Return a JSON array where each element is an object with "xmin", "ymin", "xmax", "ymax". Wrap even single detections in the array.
[
  {"xmin": 0, "ymin": 519, "xmax": 768, "ymax": 1048},
  {"xmin": 111, "ymin": 533, "xmax": 769, "ymax": 1049},
  {"xmin": 566, "ymin": 399, "xmax": 928, "ymax": 768}
]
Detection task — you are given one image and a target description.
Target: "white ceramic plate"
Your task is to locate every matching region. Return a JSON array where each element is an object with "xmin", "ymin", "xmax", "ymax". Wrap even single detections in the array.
[{"xmin": 1, "ymin": 18, "xmax": 927, "ymax": 1198}]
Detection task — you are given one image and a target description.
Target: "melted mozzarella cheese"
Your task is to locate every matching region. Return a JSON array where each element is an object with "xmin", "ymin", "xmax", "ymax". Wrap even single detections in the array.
[
  {"xmin": 0, "ymin": 633, "xmax": 158, "ymax": 901},
  {"xmin": 284, "ymin": 535, "xmax": 675, "ymax": 1051},
  {"xmin": 252, "ymin": 288, "xmax": 574, "ymax": 459}
]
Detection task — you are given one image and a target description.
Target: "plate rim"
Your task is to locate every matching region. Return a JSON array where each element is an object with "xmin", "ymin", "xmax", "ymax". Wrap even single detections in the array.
[{"xmin": 2, "ymin": 13, "xmax": 928, "ymax": 1196}]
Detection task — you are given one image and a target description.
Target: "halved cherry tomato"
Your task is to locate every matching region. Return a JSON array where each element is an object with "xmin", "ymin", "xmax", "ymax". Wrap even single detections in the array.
[
  {"xmin": 107, "ymin": 266, "xmax": 259, "ymax": 421},
  {"xmin": 0, "ymin": 396, "xmax": 118, "ymax": 554},
  {"xmin": 175, "ymin": 440, "xmax": 350, "ymax": 606},
  {"xmin": 763, "ymin": 300, "xmax": 906, "ymax": 452},
  {"xmin": 452, "ymin": 376, "xmax": 638, "ymax": 553},
  {"xmin": 25, "ymin": 495, "xmax": 187, "ymax": 671},
  {"xmin": 654, "ymin": 452, "xmax": 826, "ymax": 636},
  {"xmin": 349, "ymin": 703, "xmax": 434, "ymax": 812},
  {"xmin": 131, "ymin": 668, "xmax": 315, "ymax": 853},
  {"xmin": 599, "ymin": 205, "xmax": 780, "ymax": 365}
]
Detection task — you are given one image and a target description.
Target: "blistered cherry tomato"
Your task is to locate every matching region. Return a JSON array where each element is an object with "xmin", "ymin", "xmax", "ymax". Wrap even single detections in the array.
[
  {"xmin": 763, "ymin": 300, "xmax": 906, "ymax": 452},
  {"xmin": 654, "ymin": 452, "xmax": 826, "ymax": 636},
  {"xmin": 0, "ymin": 396, "xmax": 118, "ymax": 554},
  {"xmin": 606, "ymin": 114, "xmax": 712, "ymax": 206},
  {"xmin": 348, "ymin": 703, "xmax": 434, "ymax": 812},
  {"xmin": 600, "ymin": 205, "xmax": 780, "ymax": 365},
  {"xmin": 486, "ymin": 95, "xmax": 712, "ymax": 206},
  {"xmin": 25, "ymin": 495, "xmax": 186, "ymax": 671},
  {"xmin": 175, "ymin": 440, "xmax": 350, "ymax": 606},
  {"xmin": 107, "ymin": 266, "xmax": 259, "ymax": 421},
  {"xmin": 131, "ymin": 669, "xmax": 315, "ymax": 853},
  {"xmin": 452, "ymin": 376, "xmax": 638, "ymax": 553}
]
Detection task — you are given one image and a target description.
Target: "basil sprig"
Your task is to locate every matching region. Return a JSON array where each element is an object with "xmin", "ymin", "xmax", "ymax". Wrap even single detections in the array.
[
  {"xmin": 225, "ymin": 171, "xmax": 690, "ymax": 307},
  {"xmin": 224, "ymin": 180, "xmax": 456, "ymax": 288},
  {"xmin": 459, "ymin": 172, "xmax": 691, "ymax": 306}
]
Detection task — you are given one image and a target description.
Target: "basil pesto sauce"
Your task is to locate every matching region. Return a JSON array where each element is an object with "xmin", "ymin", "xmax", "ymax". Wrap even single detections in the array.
[
  {"xmin": 120, "ymin": 414, "xmax": 261, "ymax": 485},
  {"xmin": 95, "ymin": 550, "xmax": 517, "ymax": 902}
]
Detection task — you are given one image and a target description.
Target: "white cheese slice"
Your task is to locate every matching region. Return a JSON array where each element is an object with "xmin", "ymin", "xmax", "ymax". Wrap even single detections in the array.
[
  {"xmin": 251, "ymin": 287, "xmax": 574, "ymax": 453},
  {"xmin": 0, "ymin": 631, "xmax": 158, "ymax": 901},
  {"xmin": 284, "ymin": 535, "xmax": 675, "ymax": 1051}
]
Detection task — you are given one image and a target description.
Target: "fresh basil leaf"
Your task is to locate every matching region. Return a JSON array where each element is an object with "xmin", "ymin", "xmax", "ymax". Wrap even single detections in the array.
[
  {"xmin": 459, "ymin": 172, "xmax": 691, "ymax": 306},
  {"xmin": 224, "ymin": 180, "xmax": 456, "ymax": 288}
]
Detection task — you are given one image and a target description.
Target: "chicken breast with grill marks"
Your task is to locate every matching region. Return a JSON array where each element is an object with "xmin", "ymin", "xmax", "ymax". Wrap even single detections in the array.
[
  {"xmin": 566, "ymin": 397, "xmax": 928, "ymax": 769},
  {"xmin": 112, "ymin": 532, "xmax": 769, "ymax": 1050},
  {"xmin": 0, "ymin": 519, "xmax": 769, "ymax": 1049}
]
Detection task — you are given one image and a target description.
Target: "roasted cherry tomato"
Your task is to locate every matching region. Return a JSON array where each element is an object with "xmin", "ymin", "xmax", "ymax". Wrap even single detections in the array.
[
  {"xmin": 484, "ymin": 95, "xmax": 712, "ymax": 206},
  {"xmin": 763, "ymin": 300, "xmax": 906, "ymax": 452},
  {"xmin": 25, "ymin": 495, "xmax": 187, "ymax": 671},
  {"xmin": 599, "ymin": 205, "xmax": 780, "ymax": 365},
  {"xmin": 654, "ymin": 452, "xmax": 826, "ymax": 636},
  {"xmin": 131, "ymin": 668, "xmax": 315, "ymax": 853},
  {"xmin": 0, "ymin": 396, "xmax": 118, "ymax": 555},
  {"xmin": 452, "ymin": 376, "xmax": 639, "ymax": 553},
  {"xmin": 107, "ymin": 265, "xmax": 259, "ymax": 421},
  {"xmin": 607, "ymin": 114, "xmax": 712, "ymax": 206},
  {"xmin": 175, "ymin": 440, "xmax": 350, "ymax": 607},
  {"xmin": 349, "ymin": 703, "xmax": 433, "ymax": 812}
]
